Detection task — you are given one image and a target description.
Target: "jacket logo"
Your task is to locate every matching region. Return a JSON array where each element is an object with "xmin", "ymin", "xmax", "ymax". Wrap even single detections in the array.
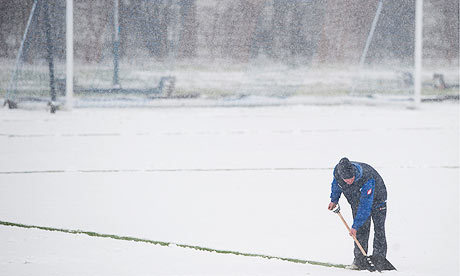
[{"xmin": 367, "ymin": 188, "xmax": 372, "ymax": 195}]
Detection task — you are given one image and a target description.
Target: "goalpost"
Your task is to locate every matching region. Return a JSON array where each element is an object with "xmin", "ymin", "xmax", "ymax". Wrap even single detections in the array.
[
  {"xmin": 64, "ymin": 0, "xmax": 121, "ymax": 110},
  {"xmin": 5, "ymin": 0, "xmax": 175, "ymax": 113},
  {"xmin": 352, "ymin": 0, "xmax": 424, "ymax": 107},
  {"xmin": 4, "ymin": 0, "xmax": 436, "ymax": 112}
]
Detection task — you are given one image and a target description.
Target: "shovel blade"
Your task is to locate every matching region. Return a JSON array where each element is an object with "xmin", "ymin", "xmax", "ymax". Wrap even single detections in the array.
[
  {"xmin": 355, "ymin": 256, "xmax": 377, "ymax": 272},
  {"xmin": 370, "ymin": 255, "xmax": 397, "ymax": 271}
]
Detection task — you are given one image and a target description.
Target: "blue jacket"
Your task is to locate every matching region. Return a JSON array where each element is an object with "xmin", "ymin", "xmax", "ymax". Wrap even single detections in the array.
[{"xmin": 330, "ymin": 162, "xmax": 387, "ymax": 230}]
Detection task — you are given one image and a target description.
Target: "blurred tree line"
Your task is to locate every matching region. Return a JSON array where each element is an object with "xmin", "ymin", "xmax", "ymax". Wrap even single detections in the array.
[{"xmin": 0, "ymin": 0, "xmax": 458, "ymax": 65}]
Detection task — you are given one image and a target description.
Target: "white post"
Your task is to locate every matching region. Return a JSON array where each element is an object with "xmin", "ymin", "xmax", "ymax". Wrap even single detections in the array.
[
  {"xmin": 414, "ymin": 0, "xmax": 423, "ymax": 107},
  {"xmin": 113, "ymin": 0, "xmax": 120, "ymax": 89},
  {"xmin": 66, "ymin": 0, "xmax": 74, "ymax": 110}
]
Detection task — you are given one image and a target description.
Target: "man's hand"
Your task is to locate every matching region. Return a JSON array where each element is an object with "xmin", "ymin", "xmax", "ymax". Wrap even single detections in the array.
[
  {"xmin": 349, "ymin": 228, "xmax": 357, "ymax": 238},
  {"xmin": 328, "ymin": 202, "xmax": 337, "ymax": 211}
]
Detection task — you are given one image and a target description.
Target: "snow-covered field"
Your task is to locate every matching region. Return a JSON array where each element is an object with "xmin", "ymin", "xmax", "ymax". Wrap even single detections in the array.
[{"xmin": 0, "ymin": 102, "xmax": 458, "ymax": 276}]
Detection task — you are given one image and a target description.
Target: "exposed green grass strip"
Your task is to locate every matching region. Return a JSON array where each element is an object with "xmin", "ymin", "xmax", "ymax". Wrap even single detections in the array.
[{"xmin": 0, "ymin": 220, "xmax": 346, "ymax": 269}]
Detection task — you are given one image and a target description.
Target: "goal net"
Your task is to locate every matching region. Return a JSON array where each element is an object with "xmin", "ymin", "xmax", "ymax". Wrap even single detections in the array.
[{"xmin": 2, "ymin": 0, "xmax": 458, "ymax": 112}]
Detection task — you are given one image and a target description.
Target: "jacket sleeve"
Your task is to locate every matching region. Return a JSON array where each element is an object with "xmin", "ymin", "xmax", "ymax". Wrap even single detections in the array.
[
  {"xmin": 352, "ymin": 178, "xmax": 375, "ymax": 230},
  {"xmin": 330, "ymin": 178, "xmax": 342, "ymax": 203}
]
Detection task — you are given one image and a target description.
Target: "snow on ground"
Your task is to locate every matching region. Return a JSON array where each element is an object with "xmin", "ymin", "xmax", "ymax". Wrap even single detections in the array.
[
  {"xmin": 0, "ymin": 102, "xmax": 458, "ymax": 275},
  {"xmin": 0, "ymin": 226, "xmax": 371, "ymax": 276}
]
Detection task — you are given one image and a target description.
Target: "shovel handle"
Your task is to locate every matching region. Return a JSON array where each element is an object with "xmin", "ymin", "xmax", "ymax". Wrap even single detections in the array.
[{"xmin": 336, "ymin": 211, "xmax": 368, "ymax": 257}]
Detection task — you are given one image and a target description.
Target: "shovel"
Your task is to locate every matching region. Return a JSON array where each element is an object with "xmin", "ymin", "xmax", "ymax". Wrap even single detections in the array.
[{"xmin": 331, "ymin": 204, "xmax": 396, "ymax": 272}]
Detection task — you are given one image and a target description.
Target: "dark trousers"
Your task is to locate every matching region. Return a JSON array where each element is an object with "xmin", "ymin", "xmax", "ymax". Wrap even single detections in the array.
[{"xmin": 352, "ymin": 205, "xmax": 387, "ymax": 260}]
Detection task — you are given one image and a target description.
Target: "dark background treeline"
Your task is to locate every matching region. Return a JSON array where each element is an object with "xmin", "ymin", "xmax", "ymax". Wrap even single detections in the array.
[{"xmin": 0, "ymin": 0, "xmax": 458, "ymax": 65}]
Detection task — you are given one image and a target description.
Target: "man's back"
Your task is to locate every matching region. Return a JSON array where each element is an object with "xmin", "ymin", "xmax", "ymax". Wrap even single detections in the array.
[{"xmin": 333, "ymin": 161, "xmax": 387, "ymax": 208}]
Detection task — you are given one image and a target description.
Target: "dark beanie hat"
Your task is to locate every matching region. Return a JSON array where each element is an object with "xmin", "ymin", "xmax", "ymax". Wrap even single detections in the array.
[{"xmin": 338, "ymin": 157, "xmax": 354, "ymax": 179}]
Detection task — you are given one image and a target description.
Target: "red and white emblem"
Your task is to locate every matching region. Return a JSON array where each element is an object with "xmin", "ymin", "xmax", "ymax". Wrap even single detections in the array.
[{"xmin": 367, "ymin": 188, "xmax": 372, "ymax": 195}]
